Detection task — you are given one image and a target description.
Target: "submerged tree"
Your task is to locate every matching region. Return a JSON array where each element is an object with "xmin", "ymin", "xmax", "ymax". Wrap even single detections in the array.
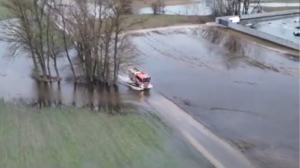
[
  {"xmin": 0, "ymin": 0, "xmax": 71, "ymax": 82},
  {"xmin": 207, "ymin": 0, "xmax": 262, "ymax": 17},
  {"xmin": 151, "ymin": 0, "xmax": 165, "ymax": 15},
  {"xmin": 0, "ymin": 0, "xmax": 144, "ymax": 87},
  {"xmin": 54, "ymin": 0, "xmax": 143, "ymax": 85}
]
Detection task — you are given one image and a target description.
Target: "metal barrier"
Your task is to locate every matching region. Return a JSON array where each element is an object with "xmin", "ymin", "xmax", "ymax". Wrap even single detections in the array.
[
  {"xmin": 227, "ymin": 21, "xmax": 299, "ymax": 50},
  {"xmin": 241, "ymin": 9, "xmax": 300, "ymax": 20},
  {"xmin": 215, "ymin": 9, "xmax": 300, "ymax": 51}
]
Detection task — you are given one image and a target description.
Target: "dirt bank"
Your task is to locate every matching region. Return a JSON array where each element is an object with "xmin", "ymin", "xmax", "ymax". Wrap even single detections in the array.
[{"xmin": 121, "ymin": 15, "xmax": 214, "ymax": 31}]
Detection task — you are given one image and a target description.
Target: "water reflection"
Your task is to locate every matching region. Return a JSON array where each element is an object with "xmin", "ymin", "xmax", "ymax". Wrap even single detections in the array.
[
  {"xmin": 0, "ymin": 39, "xmax": 149, "ymax": 111},
  {"xmin": 1, "ymin": 26, "xmax": 299, "ymax": 108},
  {"xmin": 193, "ymin": 26, "xmax": 299, "ymax": 74},
  {"xmin": 13, "ymin": 82, "xmax": 147, "ymax": 113}
]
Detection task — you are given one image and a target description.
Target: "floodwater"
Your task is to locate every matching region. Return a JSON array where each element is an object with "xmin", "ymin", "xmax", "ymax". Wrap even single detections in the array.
[
  {"xmin": 248, "ymin": 16, "xmax": 300, "ymax": 45},
  {"xmin": 256, "ymin": 2, "xmax": 300, "ymax": 7},
  {"xmin": 134, "ymin": 2, "xmax": 211, "ymax": 15},
  {"xmin": 0, "ymin": 37, "xmax": 216, "ymax": 168},
  {"xmin": 129, "ymin": 26, "xmax": 299, "ymax": 168},
  {"xmin": 0, "ymin": 25, "xmax": 299, "ymax": 168},
  {"xmin": 134, "ymin": 1, "xmax": 298, "ymax": 15},
  {"xmin": 0, "ymin": 43, "xmax": 144, "ymax": 107}
]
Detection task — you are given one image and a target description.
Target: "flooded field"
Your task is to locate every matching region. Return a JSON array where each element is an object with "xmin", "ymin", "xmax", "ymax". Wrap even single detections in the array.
[
  {"xmin": 134, "ymin": 1, "xmax": 299, "ymax": 15},
  {"xmin": 0, "ymin": 38, "xmax": 215, "ymax": 167},
  {"xmin": 0, "ymin": 25, "xmax": 299, "ymax": 168},
  {"xmin": 129, "ymin": 26, "xmax": 299, "ymax": 168},
  {"xmin": 0, "ymin": 42, "xmax": 148, "ymax": 108}
]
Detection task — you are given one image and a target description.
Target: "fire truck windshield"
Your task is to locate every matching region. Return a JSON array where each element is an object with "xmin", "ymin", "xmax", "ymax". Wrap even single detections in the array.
[{"xmin": 137, "ymin": 76, "xmax": 150, "ymax": 83}]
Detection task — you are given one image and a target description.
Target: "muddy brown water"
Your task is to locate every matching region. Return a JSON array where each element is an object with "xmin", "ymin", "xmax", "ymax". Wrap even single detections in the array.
[{"xmin": 0, "ymin": 26, "xmax": 299, "ymax": 168}]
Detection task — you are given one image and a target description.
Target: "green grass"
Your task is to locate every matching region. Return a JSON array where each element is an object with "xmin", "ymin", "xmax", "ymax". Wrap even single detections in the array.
[
  {"xmin": 262, "ymin": 6, "xmax": 300, "ymax": 12},
  {"xmin": 0, "ymin": 0, "xmax": 11, "ymax": 20},
  {"xmin": 0, "ymin": 6, "xmax": 10, "ymax": 19},
  {"xmin": 0, "ymin": 101, "xmax": 197, "ymax": 168},
  {"xmin": 122, "ymin": 14, "xmax": 213, "ymax": 30}
]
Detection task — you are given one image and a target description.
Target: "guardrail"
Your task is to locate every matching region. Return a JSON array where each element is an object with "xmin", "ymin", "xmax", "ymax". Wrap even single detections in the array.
[
  {"xmin": 227, "ymin": 21, "xmax": 299, "ymax": 50},
  {"xmin": 240, "ymin": 9, "xmax": 300, "ymax": 20},
  {"xmin": 215, "ymin": 10, "xmax": 300, "ymax": 51}
]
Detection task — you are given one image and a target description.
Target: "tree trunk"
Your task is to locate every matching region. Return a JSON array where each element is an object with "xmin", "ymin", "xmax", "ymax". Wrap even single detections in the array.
[
  {"xmin": 113, "ymin": 32, "xmax": 119, "ymax": 84},
  {"xmin": 61, "ymin": 14, "xmax": 76, "ymax": 80}
]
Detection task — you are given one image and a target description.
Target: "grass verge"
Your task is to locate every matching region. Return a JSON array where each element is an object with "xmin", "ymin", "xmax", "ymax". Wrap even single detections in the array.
[
  {"xmin": 121, "ymin": 14, "xmax": 214, "ymax": 31},
  {"xmin": 263, "ymin": 6, "xmax": 300, "ymax": 12},
  {"xmin": 0, "ymin": 0, "xmax": 10, "ymax": 20},
  {"xmin": 0, "ymin": 100, "xmax": 206, "ymax": 168}
]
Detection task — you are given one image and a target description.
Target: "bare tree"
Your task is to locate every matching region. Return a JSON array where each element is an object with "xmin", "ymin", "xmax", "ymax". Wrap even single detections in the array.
[
  {"xmin": 0, "ymin": 0, "xmax": 67, "ymax": 82},
  {"xmin": 0, "ymin": 0, "xmax": 40, "ymax": 75},
  {"xmin": 56, "ymin": 0, "xmax": 143, "ymax": 86},
  {"xmin": 207, "ymin": 0, "xmax": 261, "ymax": 17},
  {"xmin": 118, "ymin": 0, "xmax": 133, "ymax": 14},
  {"xmin": 151, "ymin": 0, "xmax": 165, "ymax": 15},
  {"xmin": 1, "ymin": 0, "xmax": 144, "ymax": 87},
  {"xmin": 47, "ymin": 0, "xmax": 77, "ymax": 81}
]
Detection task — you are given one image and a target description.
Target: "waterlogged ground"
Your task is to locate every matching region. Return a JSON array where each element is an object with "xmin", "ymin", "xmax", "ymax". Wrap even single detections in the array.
[
  {"xmin": 0, "ymin": 26, "xmax": 299, "ymax": 168},
  {"xmin": 129, "ymin": 26, "xmax": 299, "ymax": 168},
  {"xmin": 0, "ymin": 35, "xmax": 215, "ymax": 167},
  {"xmin": 0, "ymin": 43, "xmax": 141, "ymax": 106},
  {"xmin": 0, "ymin": 101, "xmax": 214, "ymax": 168}
]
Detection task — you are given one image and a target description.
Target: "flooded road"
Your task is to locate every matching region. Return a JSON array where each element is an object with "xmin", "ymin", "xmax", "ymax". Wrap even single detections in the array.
[{"xmin": 130, "ymin": 26, "xmax": 299, "ymax": 168}]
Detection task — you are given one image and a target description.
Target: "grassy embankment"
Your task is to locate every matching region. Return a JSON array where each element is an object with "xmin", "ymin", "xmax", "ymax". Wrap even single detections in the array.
[
  {"xmin": 0, "ymin": 100, "xmax": 200, "ymax": 168},
  {"xmin": 263, "ymin": 6, "xmax": 300, "ymax": 12}
]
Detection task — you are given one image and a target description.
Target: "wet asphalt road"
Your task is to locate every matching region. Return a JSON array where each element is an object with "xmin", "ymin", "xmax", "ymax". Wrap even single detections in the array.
[{"xmin": 131, "ymin": 27, "xmax": 299, "ymax": 168}]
